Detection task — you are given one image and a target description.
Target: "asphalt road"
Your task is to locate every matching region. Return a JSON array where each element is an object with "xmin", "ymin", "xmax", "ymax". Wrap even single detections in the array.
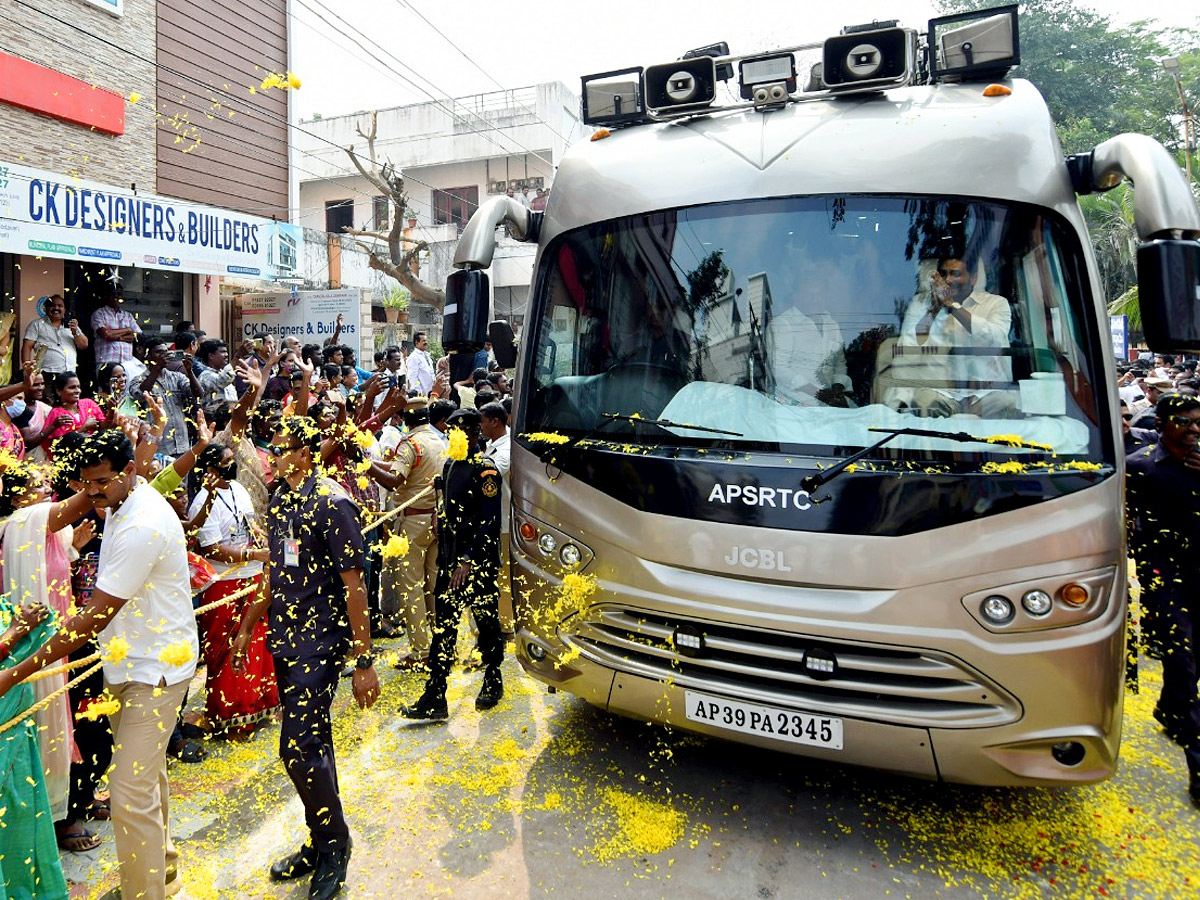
[{"xmin": 65, "ymin": 647, "xmax": 1199, "ymax": 900}]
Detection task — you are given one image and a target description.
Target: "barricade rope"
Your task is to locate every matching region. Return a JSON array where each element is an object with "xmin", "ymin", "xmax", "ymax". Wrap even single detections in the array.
[{"xmin": 0, "ymin": 660, "xmax": 105, "ymax": 736}]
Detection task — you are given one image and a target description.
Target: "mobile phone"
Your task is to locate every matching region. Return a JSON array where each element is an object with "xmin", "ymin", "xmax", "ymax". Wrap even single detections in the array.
[{"xmin": 168, "ymin": 350, "xmax": 186, "ymax": 362}]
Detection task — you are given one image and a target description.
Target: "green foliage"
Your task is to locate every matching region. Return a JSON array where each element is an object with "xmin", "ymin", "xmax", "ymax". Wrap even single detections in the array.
[
  {"xmin": 936, "ymin": 1, "xmax": 1193, "ymax": 155},
  {"xmin": 383, "ymin": 285, "xmax": 410, "ymax": 309},
  {"xmin": 1079, "ymin": 182, "xmax": 1137, "ymax": 302}
]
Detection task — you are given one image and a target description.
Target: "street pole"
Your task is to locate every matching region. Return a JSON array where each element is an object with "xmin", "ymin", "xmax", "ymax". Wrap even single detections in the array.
[{"xmin": 1163, "ymin": 57, "xmax": 1194, "ymax": 185}]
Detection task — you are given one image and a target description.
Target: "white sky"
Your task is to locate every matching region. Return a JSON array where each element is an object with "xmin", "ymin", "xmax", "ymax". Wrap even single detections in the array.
[{"xmin": 290, "ymin": 0, "xmax": 1200, "ymax": 121}]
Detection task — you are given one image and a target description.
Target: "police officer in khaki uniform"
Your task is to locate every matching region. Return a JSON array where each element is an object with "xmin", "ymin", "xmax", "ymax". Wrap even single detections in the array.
[
  {"xmin": 366, "ymin": 397, "xmax": 446, "ymax": 669},
  {"xmin": 402, "ymin": 407, "xmax": 504, "ymax": 720}
]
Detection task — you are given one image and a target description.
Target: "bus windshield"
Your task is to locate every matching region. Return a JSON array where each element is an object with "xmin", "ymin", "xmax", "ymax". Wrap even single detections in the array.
[{"xmin": 523, "ymin": 196, "xmax": 1108, "ymax": 462}]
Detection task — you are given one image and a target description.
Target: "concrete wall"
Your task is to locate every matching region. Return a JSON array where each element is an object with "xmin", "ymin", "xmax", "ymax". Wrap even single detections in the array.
[{"xmin": 0, "ymin": 0, "xmax": 157, "ymax": 189}]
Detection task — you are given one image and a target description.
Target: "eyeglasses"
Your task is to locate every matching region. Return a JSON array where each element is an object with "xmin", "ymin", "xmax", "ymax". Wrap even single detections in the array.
[
  {"xmin": 1121, "ymin": 413, "xmax": 1133, "ymax": 421},
  {"xmin": 1167, "ymin": 415, "xmax": 1200, "ymax": 429},
  {"xmin": 267, "ymin": 443, "xmax": 304, "ymax": 457}
]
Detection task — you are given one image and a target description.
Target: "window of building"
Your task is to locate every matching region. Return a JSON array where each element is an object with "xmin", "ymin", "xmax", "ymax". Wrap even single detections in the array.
[
  {"xmin": 432, "ymin": 187, "xmax": 479, "ymax": 229},
  {"xmin": 373, "ymin": 195, "xmax": 389, "ymax": 230},
  {"xmin": 326, "ymin": 199, "xmax": 355, "ymax": 234}
]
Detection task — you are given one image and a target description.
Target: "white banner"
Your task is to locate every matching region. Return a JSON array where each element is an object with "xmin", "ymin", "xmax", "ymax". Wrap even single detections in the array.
[
  {"xmin": 0, "ymin": 159, "xmax": 295, "ymax": 278},
  {"xmin": 239, "ymin": 289, "xmax": 360, "ymax": 344}
]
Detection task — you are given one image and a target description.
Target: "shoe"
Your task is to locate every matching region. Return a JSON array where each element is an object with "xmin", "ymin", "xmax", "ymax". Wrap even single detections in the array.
[
  {"xmin": 164, "ymin": 865, "xmax": 182, "ymax": 897},
  {"xmin": 340, "ymin": 666, "xmax": 353, "ymax": 679},
  {"xmin": 1154, "ymin": 705, "xmax": 1185, "ymax": 744},
  {"xmin": 401, "ymin": 687, "xmax": 448, "ymax": 721},
  {"xmin": 270, "ymin": 841, "xmax": 318, "ymax": 881},
  {"xmin": 1190, "ymin": 768, "xmax": 1200, "ymax": 809},
  {"xmin": 392, "ymin": 654, "xmax": 429, "ymax": 672},
  {"xmin": 475, "ymin": 666, "xmax": 504, "ymax": 711},
  {"xmin": 309, "ymin": 842, "xmax": 352, "ymax": 900}
]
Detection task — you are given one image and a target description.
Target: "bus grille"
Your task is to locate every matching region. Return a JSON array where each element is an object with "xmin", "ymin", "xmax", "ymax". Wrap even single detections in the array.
[{"xmin": 568, "ymin": 607, "xmax": 1021, "ymax": 728}]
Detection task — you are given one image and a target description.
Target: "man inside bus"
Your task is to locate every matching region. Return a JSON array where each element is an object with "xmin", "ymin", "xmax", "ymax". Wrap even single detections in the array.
[{"xmin": 893, "ymin": 251, "xmax": 1015, "ymax": 418}]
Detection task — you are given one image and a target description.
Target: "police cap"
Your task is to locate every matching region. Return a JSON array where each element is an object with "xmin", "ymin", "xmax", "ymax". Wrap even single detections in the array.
[{"xmin": 445, "ymin": 407, "xmax": 482, "ymax": 427}]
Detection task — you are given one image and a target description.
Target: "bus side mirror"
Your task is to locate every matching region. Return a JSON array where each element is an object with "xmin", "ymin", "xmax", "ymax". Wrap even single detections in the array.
[
  {"xmin": 1138, "ymin": 239, "xmax": 1200, "ymax": 351},
  {"xmin": 443, "ymin": 269, "xmax": 490, "ymax": 351},
  {"xmin": 489, "ymin": 320, "xmax": 517, "ymax": 369}
]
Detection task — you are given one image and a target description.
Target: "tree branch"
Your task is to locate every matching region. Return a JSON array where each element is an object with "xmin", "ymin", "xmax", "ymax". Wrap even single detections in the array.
[{"xmin": 340, "ymin": 109, "xmax": 445, "ymax": 310}]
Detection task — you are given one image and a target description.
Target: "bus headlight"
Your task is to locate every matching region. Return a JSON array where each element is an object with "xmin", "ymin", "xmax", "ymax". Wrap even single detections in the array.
[
  {"xmin": 559, "ymin": 543, "xmax": 582, "ymax": 567},
  {"xmin": 537, "ymin": 533, "xmax": 558, "ymax": 555},
  {"xmin": 1021, "ymin": 590, "xmax": 1053, "ymax": 616},
  {"xmin": 981, "ymin": 595, "xmax": 1015, "ymax": 624}
]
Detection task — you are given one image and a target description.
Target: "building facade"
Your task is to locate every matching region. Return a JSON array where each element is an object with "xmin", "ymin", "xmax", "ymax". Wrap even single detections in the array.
[
  {"xmin": 0, "ymin": 0, "xmax": 293, "ymax": 381},
  {"xmin": 295, "ymin": 82, "xmax": 584, "ymax": 348}
]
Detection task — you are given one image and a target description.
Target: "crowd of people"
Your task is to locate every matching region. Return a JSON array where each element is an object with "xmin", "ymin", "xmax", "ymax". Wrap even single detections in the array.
[{"xmin": 0, "ymin": 298, "xmax": 516, "ymax": 900}]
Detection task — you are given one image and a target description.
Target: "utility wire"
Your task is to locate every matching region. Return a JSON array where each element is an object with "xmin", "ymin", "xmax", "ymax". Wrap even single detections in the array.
[{"xmin": 293, "ymin": 0, "xmax": 555, "ymax": 168}]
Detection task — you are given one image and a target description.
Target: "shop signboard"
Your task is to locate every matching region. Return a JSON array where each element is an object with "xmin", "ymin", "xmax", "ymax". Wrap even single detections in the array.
[
  {"xmin": 0, "ymin": 159, "xmax": 299, "ymax": 279},
  {"xmin": 239, "ymin": 289, "xmax": 360, "ymax": 344}
]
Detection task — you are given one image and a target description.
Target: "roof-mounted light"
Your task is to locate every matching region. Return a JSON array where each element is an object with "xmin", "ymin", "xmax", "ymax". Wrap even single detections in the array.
[
  {"xmin": 928, "ymin": 4, "xmax": 1020, "ymax": 83},
  {"xmin": 739, "ymin": 53, "xmax": 796, "ymax": 108},
  {"xmin": 581, "ymin": 66, "xmax": 645, "ymax": 127}
]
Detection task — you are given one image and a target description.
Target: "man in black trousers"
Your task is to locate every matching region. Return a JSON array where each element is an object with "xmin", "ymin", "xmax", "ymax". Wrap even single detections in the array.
[
  {"xmin": 1126, "ymin": 393, "xmax": 1200, "ymax": 807},
  {"xmin": 402, "ymin": 407, "xmax": 505, "ymax": 720},
  {"xmin": 232, "ymin": 415, "xmax": 379, "ymax": 900}
]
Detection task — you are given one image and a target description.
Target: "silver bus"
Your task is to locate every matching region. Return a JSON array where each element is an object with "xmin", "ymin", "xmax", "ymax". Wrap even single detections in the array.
[{"xmin": 447, "ymin": 7, "xmax": 1200, "ymax": 785}]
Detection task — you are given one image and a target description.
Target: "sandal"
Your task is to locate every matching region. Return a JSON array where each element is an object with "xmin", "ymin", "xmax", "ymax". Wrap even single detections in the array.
[
  {"xmin": 57, "ymin": 826, "xmax": 102, "ymax": 852},
  {"xmin": 87, "ymin": 799, "xmax": 111, "ymax": 821}
]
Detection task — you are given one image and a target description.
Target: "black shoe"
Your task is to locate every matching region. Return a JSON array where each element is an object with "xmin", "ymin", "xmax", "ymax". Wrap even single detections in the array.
[
  {"xmin": 309, "ymin": 842, "xmax": 352, "ymax": 900},
  {"xmin": 1154, "ymin": 705, "xmax": 1185, "ymax": 744},
  {"xmin": 475, "ymin": 666, "xmax": 504, "ymax": 711},
  {"xmin": 270, "ymin": 841, "xmax": 318, "ymax": 881},
  {"xmin": 401, "ymin": 688, "xmax": 448, "ymax": 721},
  {"xmin": 1189, "ymin": 768, "xmax": 1200, "ymax": 809}
]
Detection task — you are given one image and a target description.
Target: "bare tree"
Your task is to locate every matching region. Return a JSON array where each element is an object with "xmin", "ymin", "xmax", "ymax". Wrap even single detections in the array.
[{"xmin": 342, "ymin": 111, "xmax": 445, "ymax": 309}]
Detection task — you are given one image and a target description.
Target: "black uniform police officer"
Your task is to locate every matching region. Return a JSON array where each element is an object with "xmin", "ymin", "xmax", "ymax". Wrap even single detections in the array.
[
  {"xmin": 231, "ymin": 415, "xmax": 379, "ymax": 900},
  {"xmin": 402, "ymin": 406, "xmax": 505, "ymax": 720}
]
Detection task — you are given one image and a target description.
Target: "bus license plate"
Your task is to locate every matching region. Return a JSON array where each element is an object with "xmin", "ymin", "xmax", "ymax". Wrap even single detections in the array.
[{"xmin": 684, "ymin": 690, "xmax": 843, "ymax": 750}]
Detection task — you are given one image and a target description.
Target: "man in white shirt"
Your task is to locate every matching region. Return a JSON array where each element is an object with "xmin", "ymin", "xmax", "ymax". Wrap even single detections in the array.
[
  {"xmin": 480, "ymin": 401, "xmax": 513, "ymax": 632},
  {"xmin": 895, "ymin": 255, "xmax": 1014, "ymax": 418},
  {"xmin": 0, "ymin": 431, "xmax": 198, "ymax": 900},
  {"xmin": 407, "ymin": 331, "xmax": 436, "ymax": 396}
]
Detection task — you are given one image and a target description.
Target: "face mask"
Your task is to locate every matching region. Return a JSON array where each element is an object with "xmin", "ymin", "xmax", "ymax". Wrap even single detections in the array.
[
  {"xmin": 5, "ymin": 399, "xmax": 26, "ymax": 418},
  {"xmin": 217, "ymin": 462, "xmax": 238, "ymax": 482}
]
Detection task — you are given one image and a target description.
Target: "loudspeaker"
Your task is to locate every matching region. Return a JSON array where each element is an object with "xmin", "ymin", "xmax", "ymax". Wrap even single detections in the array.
[
  {"xmin": 822, "ymin": 27, "xmax": 914, "ymax": 92},
  {"xmin": 644, "ymin": 57, "xmax": 716, "ymax": 112}
]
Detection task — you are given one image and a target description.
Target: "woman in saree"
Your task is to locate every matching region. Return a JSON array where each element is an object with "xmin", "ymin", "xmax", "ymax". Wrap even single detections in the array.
[
  {"xmin": 0, "ymin": 597, "xmax": 70, "ymax": 898},
  {"xmin": 0, "ymin": 460, "xmax": 98, "ymax": 851}
]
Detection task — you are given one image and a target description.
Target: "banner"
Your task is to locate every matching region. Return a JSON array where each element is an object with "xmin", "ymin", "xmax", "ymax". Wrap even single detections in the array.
[
  {"xmin": 239, "ymin": 289, "xmax": 360, "ymax": 343},
  {"xmin": 1109, "ymin": 314, "xmax": 1128, "ymax": 361},
  {"xmin": 0, "ymin": 159, "xmax": 296, "ymax": 278}
]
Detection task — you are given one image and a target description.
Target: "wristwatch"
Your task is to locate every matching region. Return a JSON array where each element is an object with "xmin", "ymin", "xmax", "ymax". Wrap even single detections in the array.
[
  {"xmin": 949, "ymin": 302, "xmax": 964, "ymax": 311},
  {"xmin": 355, "ymin": 653, "xmax": 374, "ymax": 670}
]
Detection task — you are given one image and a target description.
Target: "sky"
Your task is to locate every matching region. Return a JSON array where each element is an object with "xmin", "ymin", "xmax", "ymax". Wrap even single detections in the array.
[{"xmin": 290, "ymin": 0, "xmax": 1200, "ymax": 122}]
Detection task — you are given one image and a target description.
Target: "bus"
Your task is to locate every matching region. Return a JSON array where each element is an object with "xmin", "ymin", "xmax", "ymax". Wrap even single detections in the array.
[{"xmin": 444, "ymin": 6, "xmax": 1200, "ymax": 785}]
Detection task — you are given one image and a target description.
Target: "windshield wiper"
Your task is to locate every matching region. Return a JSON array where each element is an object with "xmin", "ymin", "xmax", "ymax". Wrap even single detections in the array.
[
  {"xmin": 800, "ymin": 426, "xmax": 1052, "ymax": 495},
  {"xmin": 601, "ymin": 412, "xmax": 743, "ymax": 437}
]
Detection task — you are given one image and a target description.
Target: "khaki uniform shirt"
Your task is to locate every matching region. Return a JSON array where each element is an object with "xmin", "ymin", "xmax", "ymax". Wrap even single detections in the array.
[{"xmin": 389, "ymin": 423, "xmax": 447, "ymax": 508}]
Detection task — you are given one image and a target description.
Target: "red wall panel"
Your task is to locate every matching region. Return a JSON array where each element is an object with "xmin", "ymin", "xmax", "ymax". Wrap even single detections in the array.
[{"xmin": 0, "ymin": 50, "xmax": 125, "ymax": 136}]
